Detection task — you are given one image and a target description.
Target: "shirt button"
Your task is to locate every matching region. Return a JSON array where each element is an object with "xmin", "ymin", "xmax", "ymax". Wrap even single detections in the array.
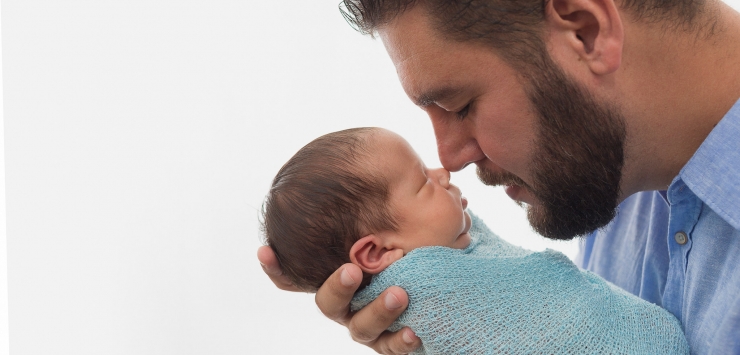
[{"xmin": 675, "ymin": 231, "xmax": 688, "ymax": 245}]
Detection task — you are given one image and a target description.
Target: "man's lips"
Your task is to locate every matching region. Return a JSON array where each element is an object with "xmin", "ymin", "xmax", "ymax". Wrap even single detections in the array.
[
  {"xmin": 505, "ymin": 185, "xmax": 525, "ymax": 203},
  {"xmin": 505, "ymin": 185, "xmax": 539, "ymax": 206}
]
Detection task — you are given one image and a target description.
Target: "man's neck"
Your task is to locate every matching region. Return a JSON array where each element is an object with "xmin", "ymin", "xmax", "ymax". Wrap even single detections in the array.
[{"xmin": 618, "ymin": 1, "xmax": 740, "ymax": 195}]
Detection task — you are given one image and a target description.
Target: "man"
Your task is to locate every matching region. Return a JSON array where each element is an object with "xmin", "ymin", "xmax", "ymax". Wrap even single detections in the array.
[{"xmin": 259, "ymin": 0, "xmax": 740, "ymax": 353}]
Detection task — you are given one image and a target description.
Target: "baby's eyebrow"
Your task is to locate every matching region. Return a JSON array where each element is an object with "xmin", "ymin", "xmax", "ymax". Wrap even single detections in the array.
[{"xmin": 414, "ymin": 86, "xmax": 463, "ymax": 107}]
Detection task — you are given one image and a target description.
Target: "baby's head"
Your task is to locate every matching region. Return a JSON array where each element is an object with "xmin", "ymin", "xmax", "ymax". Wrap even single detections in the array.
[{"xmin": 261, "ymin": 127, "xmax": 471, "ymax": 292}]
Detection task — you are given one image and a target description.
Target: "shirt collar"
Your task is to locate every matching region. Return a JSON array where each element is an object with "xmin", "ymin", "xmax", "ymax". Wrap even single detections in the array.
[{"xmin": 678, "ymin": 97, "xmax": 740, "ymax": 230}]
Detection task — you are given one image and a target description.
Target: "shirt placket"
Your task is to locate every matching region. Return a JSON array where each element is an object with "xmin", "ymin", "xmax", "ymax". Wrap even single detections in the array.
[{"xmin": 663, "ymin": 179, "xmax": 702, "ymax": 324}]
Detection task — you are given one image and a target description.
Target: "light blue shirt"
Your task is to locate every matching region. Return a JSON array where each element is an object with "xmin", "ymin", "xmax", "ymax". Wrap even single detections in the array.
[{"xmin": 576, "ymin": 98, "xmax": 740, "ymax": 354}]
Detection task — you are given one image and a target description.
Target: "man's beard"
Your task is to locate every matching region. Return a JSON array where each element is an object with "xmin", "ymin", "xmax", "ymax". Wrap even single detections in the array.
[{"xmin": 478, "ymin": 58, "xmax": 626, "ymax": 240}]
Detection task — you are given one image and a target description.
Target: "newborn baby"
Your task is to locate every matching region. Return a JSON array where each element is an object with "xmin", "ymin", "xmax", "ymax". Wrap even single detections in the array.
[{"xmin": 261, "ymin": 127, "xmax": 689, "ymax": 354}]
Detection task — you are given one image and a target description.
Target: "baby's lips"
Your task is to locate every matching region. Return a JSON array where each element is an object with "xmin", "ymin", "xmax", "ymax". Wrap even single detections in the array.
[{"xmin": 461, "ymin": 196, "xmax": 468, "ymax": 209}]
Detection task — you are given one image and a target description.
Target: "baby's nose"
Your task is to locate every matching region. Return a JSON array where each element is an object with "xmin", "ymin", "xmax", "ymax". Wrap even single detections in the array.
[{"xmin": 431, "ymin": 168, "xmax": 451, "ymax": 188}]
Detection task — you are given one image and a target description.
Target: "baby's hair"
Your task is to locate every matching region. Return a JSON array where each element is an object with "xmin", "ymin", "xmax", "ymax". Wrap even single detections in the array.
[{"xmin": 261, "ymin": 127, "xmax": 398, "ymax": 292}]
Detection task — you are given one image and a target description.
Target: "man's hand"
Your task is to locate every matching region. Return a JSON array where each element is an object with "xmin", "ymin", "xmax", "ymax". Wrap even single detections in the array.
[{"xmin": 257, "ymin": 245, "xmax": 421, "ymax": 354}]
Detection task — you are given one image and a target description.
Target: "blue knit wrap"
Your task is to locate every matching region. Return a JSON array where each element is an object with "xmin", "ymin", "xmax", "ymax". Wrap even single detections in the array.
[{"xmin": 351, "ymin": 213, "xmax": 689, "ymax": 354}]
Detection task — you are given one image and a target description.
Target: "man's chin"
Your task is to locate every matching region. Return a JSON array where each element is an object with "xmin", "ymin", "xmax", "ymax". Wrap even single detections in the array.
[
  {"xmin": 474, "ymin": 160, "xmax": 617, "ymax": 240},
  {"xmin": 526, "ymin": 202, "xmax": 617, "ymax": 241}
]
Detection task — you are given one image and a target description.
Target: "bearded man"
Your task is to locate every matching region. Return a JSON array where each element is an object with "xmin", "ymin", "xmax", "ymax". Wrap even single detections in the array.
[{"xmin": 259, "ymin": 0, "xmax": 740, "ymax": 353}]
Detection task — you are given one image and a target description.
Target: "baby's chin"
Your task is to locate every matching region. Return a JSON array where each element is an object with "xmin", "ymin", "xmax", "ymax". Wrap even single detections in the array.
[
  {"xmin": 453, "ymin": 232, "xmax": 472, "ymax": 249},
  {"xmin": 448, "ymin": 210, "xmax": 472, "ymax": 249},
  {"xmin": 462, "ymin": 210, "xmax": 472, "ymax": 233},
  {"xmin": 452, "ymin": 212, "xmax": 473, "ymax": 249}
]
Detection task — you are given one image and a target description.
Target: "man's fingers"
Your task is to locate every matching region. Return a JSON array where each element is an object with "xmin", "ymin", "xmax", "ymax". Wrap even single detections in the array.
[
  {"xmin": 315, "ymin": 263, "xmax": 364, "ymax": 325},
  {"xmin": 348, "ymin": 286, "xmax": 409, "ymax": 344},
  {"xmin": 372, "ymin": 328, "xmax": 421, "ymax": 355},
  {"xmin": 257, "ymin": 245, "xmax": 301, "ymax": 292}
]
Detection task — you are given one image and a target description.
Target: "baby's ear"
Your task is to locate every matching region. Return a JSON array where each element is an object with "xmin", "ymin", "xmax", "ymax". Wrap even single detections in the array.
[{"xmin": 349, "ymin": 235, "xmax": 404, "ymax": 274}]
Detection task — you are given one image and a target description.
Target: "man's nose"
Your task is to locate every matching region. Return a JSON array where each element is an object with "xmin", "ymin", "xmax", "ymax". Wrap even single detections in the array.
[{"xmin": 429, "ymin": 111, "xmax": 486, "ymax": 172}]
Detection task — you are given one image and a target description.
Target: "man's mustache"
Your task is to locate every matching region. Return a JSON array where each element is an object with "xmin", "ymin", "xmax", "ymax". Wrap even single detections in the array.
[{"xmin": 476, "ymin": 166, "xmax": 529, "ymax": 189}]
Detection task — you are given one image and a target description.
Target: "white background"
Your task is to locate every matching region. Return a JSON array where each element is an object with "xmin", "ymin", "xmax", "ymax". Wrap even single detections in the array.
[{"xmin": 2, "ymin": 1, "xmax": 739, "ymax": 354}]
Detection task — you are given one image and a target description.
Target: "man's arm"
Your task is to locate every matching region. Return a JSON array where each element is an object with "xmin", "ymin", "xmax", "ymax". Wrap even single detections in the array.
[{"xmin": 257, "ymin": 245, "xmax": 421, "ymax": 354}]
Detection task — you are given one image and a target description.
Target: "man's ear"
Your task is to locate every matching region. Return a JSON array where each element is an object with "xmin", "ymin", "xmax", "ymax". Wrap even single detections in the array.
[
  {"xmin": 545, "ymin": 0, "xmax": 624, "ymax": 75},
  {"xmin": 349, "ymin": 235, "xmax": 404, "ymax": 274}
]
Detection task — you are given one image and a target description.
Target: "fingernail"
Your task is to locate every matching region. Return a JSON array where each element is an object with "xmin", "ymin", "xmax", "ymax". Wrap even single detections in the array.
[
  {"xmin": 340, "ymin": 268, "xmax": 357, "ymax": 287},
  {"xmin": 402, "ymin": 329, "xmax": 416, "ymax": 344},
  {"xmin": 385, "ymin": 292, "xmax": 402, "ymax": 310}
]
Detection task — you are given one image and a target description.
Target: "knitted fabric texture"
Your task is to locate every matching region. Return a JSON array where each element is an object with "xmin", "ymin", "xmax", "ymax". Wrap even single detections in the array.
[{"xmin": 351, "ymin": 213, "xmax": 690, "ymax": 354}]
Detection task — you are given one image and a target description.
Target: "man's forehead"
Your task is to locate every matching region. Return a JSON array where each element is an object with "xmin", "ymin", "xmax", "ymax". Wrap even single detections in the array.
[
  {"xmin": 376, "ymin": 5, "xmax": 502, "ymax": 107},
  {"xmin": 376, "ymin": 5, "xmax": 442, "ymax": 71},
  {"xmin": 378, "ymin": 19, "xmax": 460, "ymax": 104}
]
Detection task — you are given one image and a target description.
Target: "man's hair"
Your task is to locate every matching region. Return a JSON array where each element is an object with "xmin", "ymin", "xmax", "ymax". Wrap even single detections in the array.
[
  {"xmin": 340, "ymin": 0, "xmax": 708, "ymax": 69},
  {"xmin": 260, "ymin": 127, "xmax": 398, "ymax": 292}
]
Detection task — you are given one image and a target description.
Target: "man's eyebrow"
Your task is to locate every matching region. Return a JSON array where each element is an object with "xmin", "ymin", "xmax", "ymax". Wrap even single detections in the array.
[{"xmin": 413, "ymin": 86, "xmax": 464, "ymax": 107}]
